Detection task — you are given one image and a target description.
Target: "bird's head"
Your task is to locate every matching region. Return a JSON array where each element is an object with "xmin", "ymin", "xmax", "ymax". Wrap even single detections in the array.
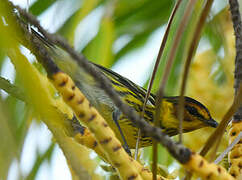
[
  {"xmin": 182, "ymin": 97, "xmax": 218, "ymax": 130},
  {"xmin": 161, "ymin": 96, "xmax": 218, "ymax": 136}
]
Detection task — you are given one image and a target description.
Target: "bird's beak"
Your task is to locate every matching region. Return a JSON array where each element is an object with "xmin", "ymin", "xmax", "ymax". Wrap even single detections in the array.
[{"xmin": 206, "ymin": 118, "xmax": 218, "ymax": 128}]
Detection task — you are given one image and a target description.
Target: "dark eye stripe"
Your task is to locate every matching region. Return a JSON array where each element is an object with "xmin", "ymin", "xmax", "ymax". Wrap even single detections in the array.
[{"xmin": 185, "ymin": 105, "xmax": 205, "ymax": 119}]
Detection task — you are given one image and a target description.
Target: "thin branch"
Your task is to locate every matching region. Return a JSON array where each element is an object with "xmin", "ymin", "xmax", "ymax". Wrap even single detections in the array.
[
  {"xmin": 182, "ymin": 1, "xmax": 215, "ymax": 178},
  {"xmin": 153, "ymin": 0, "xmax": 197, "ymax": 177},
  {"xmin": 214, "ymin": 131, "xmax": 242, "ymax": 164},
  {"xmin": 229, "ymin": 0, "xmax": 242, "ymax": 123},
  {"xmin": 135, "ymin": 0, "xmax": 182, "ymax": 159},
  {"xmin": 200, "ymin": 84, "xmax": 242, "ymax": 156},
  {"xmin": 228, "ymin": 1, "xmax": 242, "ymax": 178},
  {"xmin": 177, "ymin": 0, "xmax": 214, "ymax": 144}
]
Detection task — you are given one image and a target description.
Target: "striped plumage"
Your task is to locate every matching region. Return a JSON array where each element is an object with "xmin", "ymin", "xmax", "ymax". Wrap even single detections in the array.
[
  {"xmin": 33, "ymin": 29, "xmax": 218, "ymax": 149},
  {"xmin": 92, "ymin": 64, "xmax": 218, "ymax": 148}
]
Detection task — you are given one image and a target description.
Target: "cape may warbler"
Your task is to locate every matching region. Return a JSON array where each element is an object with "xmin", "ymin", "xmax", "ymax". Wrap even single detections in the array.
[{"xmin": 34, "ymin": 31, "xmax": 218, "ymax": 149}]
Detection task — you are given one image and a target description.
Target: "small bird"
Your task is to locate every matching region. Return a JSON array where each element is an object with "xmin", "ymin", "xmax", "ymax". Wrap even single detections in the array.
[
  {"xmin": 87, "ymin": 64, "xmax": 218, "ymax": 148},
  {"xmin": 33, "ymin": 30, "xmax": 218, "ymax": 149}
]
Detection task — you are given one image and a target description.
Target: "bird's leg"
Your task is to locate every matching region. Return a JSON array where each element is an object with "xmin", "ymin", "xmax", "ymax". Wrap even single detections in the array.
[{"xmin": 112, "ymin": 109, "xmax": 131, "ymax": 156}]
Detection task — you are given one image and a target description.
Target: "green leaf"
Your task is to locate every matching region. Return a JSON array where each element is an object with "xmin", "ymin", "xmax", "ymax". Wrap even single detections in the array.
[
  {"xmin": 0, "ymin": 76, "xmax": 25, "ymax": 101},
  {"xmin": 0, "ymin": 99, "xmax": 18, "ymax": 179},
  {"xmin": 30, "ymin": 0, "xmax": 57, "ymax": 16},
  {"xmin": 114, "ymin": 0, "xmax": 173, "ymax": 35}
]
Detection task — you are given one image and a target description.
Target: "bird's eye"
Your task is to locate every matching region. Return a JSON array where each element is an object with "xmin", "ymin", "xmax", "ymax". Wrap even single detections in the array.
[{"xmin": 185, "ymin": 105, "xmax": 199, "ymax": 117}]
